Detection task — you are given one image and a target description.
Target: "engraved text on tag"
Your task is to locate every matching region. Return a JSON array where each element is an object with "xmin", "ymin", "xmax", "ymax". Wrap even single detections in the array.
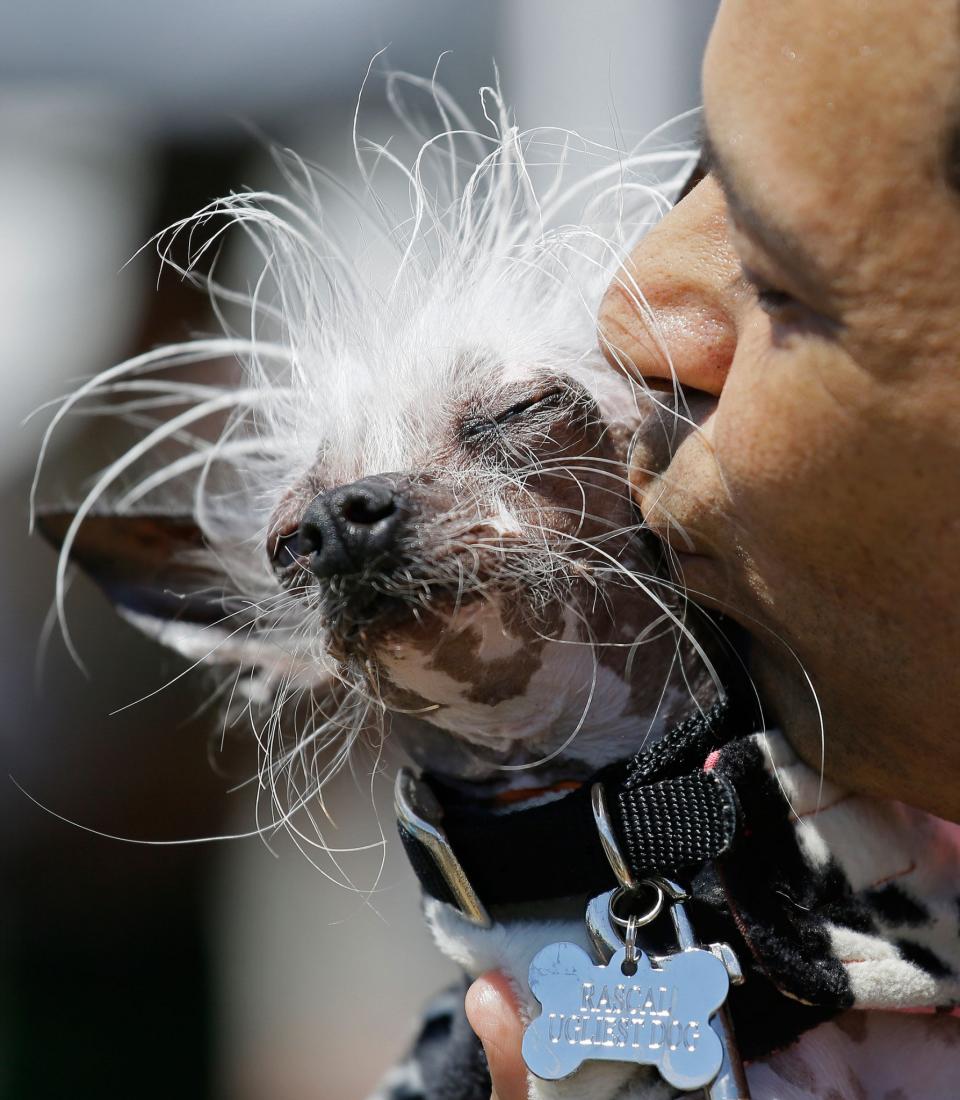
[{"xmin": 522, "ymin": 941, "xmax": 730, "ymax": 1091}]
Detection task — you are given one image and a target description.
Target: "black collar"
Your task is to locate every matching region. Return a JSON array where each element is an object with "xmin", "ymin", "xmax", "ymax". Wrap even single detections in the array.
[{"xmin": 396, "ymin": 697, "xmax": 744, "ymax": 924}]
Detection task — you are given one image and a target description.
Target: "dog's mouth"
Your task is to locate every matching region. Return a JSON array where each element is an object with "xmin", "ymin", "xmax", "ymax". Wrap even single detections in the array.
[
  {"xmin": 281, "ymin": 535, "xmax": 552, "ymax": 662},
  {"xmin": 268, "ymin": 467, "xmax": 563, "ymax": 655},
  {"xmin": 316, "ymin": 570, "xmax": 488, "ymax": 656}
]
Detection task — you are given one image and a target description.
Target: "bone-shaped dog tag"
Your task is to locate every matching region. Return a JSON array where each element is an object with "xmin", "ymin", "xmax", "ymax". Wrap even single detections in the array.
[{"xmin": 522, "ymin": 939, "xmax": 729, "ymax": 1092}]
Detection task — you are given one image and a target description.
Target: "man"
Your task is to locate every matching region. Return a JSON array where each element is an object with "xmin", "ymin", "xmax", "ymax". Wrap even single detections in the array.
[{"xmin": 466, "ymin": 1, "xmax": 960, "ymax": 1095}]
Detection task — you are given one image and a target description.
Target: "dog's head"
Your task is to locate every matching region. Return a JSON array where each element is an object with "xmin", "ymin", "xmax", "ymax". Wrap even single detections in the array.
[
  {"xmin": 262, "ymin": 353, "xmax": 704, "ymax": 778},
  {"xmin": 38, "ymin": 85, "xmax": 713, "ymax": 801}
]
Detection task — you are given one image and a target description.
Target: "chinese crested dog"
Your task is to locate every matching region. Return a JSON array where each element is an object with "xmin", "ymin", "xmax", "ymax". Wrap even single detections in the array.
[{"xmin": 36, "ymin": 79, "xmax": 722, "ymax": 1100}]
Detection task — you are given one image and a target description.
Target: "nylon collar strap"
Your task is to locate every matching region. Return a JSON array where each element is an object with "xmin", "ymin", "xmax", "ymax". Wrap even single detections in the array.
[{"xmin": 395, "ymin": 697, "xmax": 742, "ymax": 923}]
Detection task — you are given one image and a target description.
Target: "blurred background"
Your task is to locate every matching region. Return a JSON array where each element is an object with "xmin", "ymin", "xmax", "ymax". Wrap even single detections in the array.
[{"xmin": 1, "ymin": 2, "xmax": 718, "ymax": 1097}]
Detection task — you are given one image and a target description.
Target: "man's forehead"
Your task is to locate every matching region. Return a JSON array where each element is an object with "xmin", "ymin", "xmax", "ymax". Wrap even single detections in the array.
[
  {"xmin": 705, "ymin": 0, "xmax": 960, "ymax": 223},
  {"xmin": 710, "ymin": 0, "xmax": 960, "ymax": 80}
]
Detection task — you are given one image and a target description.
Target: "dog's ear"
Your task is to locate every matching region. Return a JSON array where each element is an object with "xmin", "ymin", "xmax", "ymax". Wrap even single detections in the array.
[
  {"xmin": 37, "ymin": 509, "xmax": 331, "ymax": 695},
  {"xmin": 37, "ymin": 510, "xmax": 225, "ymax": 623},
  {"xmin": 36, "ymin": 510, "xmax": 257, "ymax": 666}
]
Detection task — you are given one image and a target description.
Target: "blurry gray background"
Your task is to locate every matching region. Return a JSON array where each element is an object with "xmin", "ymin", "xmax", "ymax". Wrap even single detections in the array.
[{"xmin": 0, "ymin": 2, "xmax": 717, "ymax": 1097}]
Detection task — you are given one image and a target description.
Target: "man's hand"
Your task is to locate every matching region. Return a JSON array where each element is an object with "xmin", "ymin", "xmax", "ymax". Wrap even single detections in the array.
[{"xmin": 464, "ymin": 971, "xmax": 529, "ymax": 1100}]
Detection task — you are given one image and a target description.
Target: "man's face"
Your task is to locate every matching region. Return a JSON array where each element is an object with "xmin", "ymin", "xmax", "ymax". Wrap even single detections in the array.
[{"xmin": 600, "ymin": 0, "xmax": 960, "ymax": 819}]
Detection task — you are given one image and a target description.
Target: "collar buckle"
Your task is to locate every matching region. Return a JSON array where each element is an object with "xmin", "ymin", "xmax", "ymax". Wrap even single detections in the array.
[{"xmin": 394, "ymin": 767, "xmax": 491, "ymax": 928}]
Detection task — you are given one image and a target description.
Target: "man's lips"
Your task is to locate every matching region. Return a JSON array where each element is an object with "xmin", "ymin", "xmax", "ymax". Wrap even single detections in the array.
[
  {"xmin": 637, "ymin": 514, "xmax": 708, "ymax": 560},
  {"xmin": 635, "ymin": 521, "xmax": 726, "ymax": 607}
]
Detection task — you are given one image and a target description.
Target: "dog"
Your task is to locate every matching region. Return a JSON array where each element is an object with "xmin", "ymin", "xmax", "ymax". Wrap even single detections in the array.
[
  {"xmin": 33, "ymin": 76, "xmax": 718, "ymax": 1095},
  {"xmin": 38, "ymin": 78, "xmax": 960, "ymax": 1100},
  {"xmin": 36, "ymin": 77, "xmax": 712, "ymax": 812}
]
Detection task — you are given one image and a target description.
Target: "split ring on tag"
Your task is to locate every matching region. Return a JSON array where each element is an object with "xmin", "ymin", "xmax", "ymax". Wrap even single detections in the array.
[{"xmin": 609, "ymin": 880, "xmax": 665, "ymax": 933}]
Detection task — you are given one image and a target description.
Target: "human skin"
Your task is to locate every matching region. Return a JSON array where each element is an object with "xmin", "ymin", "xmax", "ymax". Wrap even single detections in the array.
[
  {"xmin": 606, "ymin": 0, "xmax": 960, "ymax": 825},
  {"xmin": 469, "ymin": 1, "xmax": 960, "ymax": 1094}
]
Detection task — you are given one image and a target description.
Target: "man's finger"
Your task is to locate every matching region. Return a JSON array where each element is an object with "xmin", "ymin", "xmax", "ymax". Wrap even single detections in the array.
[{"xmin": 465, "ymin": 971, "xmax": 529, "ymax": 1100}]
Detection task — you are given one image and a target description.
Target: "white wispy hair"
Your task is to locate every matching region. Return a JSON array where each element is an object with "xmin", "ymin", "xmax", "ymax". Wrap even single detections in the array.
[{"xmin": 32, "ymin": 73, "xmax": 700, "ymax": 876}]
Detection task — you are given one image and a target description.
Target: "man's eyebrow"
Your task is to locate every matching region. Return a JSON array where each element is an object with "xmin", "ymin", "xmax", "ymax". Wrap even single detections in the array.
[{"xmin": 698, "ymin": 124, "xmax": 831, "ymax": 294}]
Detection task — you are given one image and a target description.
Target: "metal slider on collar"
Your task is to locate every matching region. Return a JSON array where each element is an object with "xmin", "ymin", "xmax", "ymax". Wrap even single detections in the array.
[
  {"xmin": 394, "ymin": 767, "xmax": 492, "ymax": 928},
  {"xmin": 588, "ymin": 781, "xmax": 751, "ymax": 1100}
]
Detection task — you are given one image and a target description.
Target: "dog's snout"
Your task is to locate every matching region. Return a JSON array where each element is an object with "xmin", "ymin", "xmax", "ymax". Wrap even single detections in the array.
[{"xmin": 298, "ymin": 476, "xmax": 405, "ymax": 579}]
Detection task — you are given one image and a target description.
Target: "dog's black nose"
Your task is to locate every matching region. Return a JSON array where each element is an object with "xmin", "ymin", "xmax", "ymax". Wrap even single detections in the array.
[{"xmin": 298, "ymin": 476, "xmax": 405, "ymax": 579}]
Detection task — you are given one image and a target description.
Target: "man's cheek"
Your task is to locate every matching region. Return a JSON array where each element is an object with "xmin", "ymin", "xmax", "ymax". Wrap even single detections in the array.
[
  {"xmin": 715, "ymin": 377, "xmax": 891, "ymax": 611},
  {"xmin": 643, "ymin": 336, "xmax": 857, "ymax": 562},
  {"xmin": 715, "ymin": 340, "xmax": 854, "ymax": 513}
]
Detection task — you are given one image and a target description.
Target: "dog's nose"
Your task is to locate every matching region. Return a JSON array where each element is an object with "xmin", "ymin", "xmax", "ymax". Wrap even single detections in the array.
[{"xmin": 298, "ymin": 476, "xmax": 405, "ymax": 579}]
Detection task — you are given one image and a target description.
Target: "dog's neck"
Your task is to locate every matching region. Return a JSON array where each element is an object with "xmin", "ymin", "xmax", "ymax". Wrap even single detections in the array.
[{"xmin": 381, "ymin": 576, "xmax": 713, "ymax": 787}]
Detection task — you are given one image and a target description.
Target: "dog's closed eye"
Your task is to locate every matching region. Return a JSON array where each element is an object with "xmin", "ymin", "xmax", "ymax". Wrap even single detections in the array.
[{"xmin": 458, "ymin": 386, "xmax": 566, "ymax": 443}]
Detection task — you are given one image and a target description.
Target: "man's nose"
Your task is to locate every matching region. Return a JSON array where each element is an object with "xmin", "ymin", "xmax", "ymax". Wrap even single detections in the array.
[
  {"xmin": 296, "ymin": 476, "xmax": 406, "ymax": 579},
  {"xmin": 598, "ymin": 176, "xmax": 741, "ymax": 397}
]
